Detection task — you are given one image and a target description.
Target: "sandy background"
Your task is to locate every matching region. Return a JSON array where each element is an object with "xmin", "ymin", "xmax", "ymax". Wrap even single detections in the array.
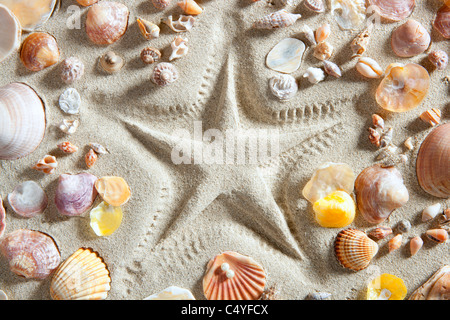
[{"xmin": 0, "ymin": 0, "xmax": 449, "ymax": 300}]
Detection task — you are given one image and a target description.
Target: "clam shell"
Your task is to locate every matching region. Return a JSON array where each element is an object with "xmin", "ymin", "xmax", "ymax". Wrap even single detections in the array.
[
  {"xmin": 86, "ymin": 1, "xmax": 129, "ymax": 45},
  {"xmin": 0, "ymin": 4, "xmax": 21, "ymax": 63},
  {"xmin": 0, "ymin": 199, "xmax": 5, "ymax": 238},
  {"xmin": 203, "ymin": 251, "xmax": 266, "ymax": 300},
  {"xmin": 20, "ymin": 32, "xmax": 60, "ymax": 72},
  {"xmin": 8, "ymin": 181, "xmax": 48, "ymax": 218},
  {"xmin": 152, "ymin": 62, "xmax": 179, "ymax": 86},
  {"xmin": 50, "ymin": 248, "xmax": 111, "ymax": 300},
  {"xmin": 0, "ymin": 229, "xmax": 60, "ymax": 279},
  {"xmin": 89, "ymin": 201, "xmax": 123, "ymax": 236},
  {"xmin": 330, "ymin": 0, "xmax": 366, "ymax": 30},
  {"xmin": 304, "ymin": 0, "xmax": 325, "ymax": 13},
  {"xmin": 0, "ymin": 82, "xmax": 46, "ymax": 160},
  {"xmin": 55, "ymin": 173, "xmax": 98, "ymax": 216},
  {"xmin": 391, "ymin": 20, "xmax": 430, "ymax": 58},
  {"xmin": 409, "ymin": 265, "xmax": 450, "ymax": 300},
  {"xmin": 433, "ymin": 5, "xmax": 450, "ymax": 39},
  {"xmin": 334, "ymin": 229, "xmax": 379, "ymax": 271},
  {"xmin": 94, "ymin": 176, "xmax": 131, "ymax": 207},
  {"xmin": 144, "ymin": 286, "xmax": 196, "ymax": 300},
  {"xmin": 0, "ymin": 0, "xmax": 58, "ymax": 31},
  {"xmin": 252, "ymin": 9, "xmax": 301, "ymax": 29},
  {"xmin": 266, "ymin": 38, "xmax": 306, "ymax": 74},
  {"xmin": 367, "ymin": 0, "xmax": 415, "ymax": 21},
  {"xmin": 416, "ymin": 123, "xmax": 450, "ymax": 198},
  {"xmin": 355, "ymin": 164, "xmax": 409, "ymax": 224}
]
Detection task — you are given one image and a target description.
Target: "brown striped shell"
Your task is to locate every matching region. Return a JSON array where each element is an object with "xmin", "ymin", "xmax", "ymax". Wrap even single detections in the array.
[
  {"xmin": 367, "ymin": 0, "xmax": 415, "ymax": 21},
  {"xmin": 434, "ymin": 5, "xmax": 450, "ymax": 39}
]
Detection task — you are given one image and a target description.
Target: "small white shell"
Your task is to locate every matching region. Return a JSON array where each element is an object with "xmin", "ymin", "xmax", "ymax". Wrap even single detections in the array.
[
  {"xmin": 89, "ymin": 142, "xmax": 109, "ymax": 154},
  {"xmin": 269, "ymin": 74, "xmax": 298, "ymax": 101},
  {"xmin": 422, "ymin": 203, "xmax": 442, "ymax": 222},
  {"xmin": 144, "ymin": 286, "xmax": 196, "ymax": 300},
  {"xmin": 304, "ymin": 0, "xmax": 326, "ymax": 13},
  {"xmin": 356, "ymin": 57, "xmax": 383, "ymax": 79},
  {"xmin": 163, "ymin": 15, "xmax": 195, "ymax": 33},
  {"xmin": 330, "ymin": 0, "xmax": 366, "ymax": 30},
  {"xmin": 169, "ymin": 36, "xmax": 188, "ymax": 61},
  {"xmin": 59, "ymin": 119, "xmax": 80, "ymax": 135},
  {"xmin": 303, "ymin": 67, "xmax": 325, "ymax": 84},
  {"xmin": 59, "ymin": 88, "xmax": 81, "ymax": 115},
  {"xmin": 299, "ymin": 24, "xmax": 317, "ymax": 46},
  {"xmin": 266, "ymin": 38, "xmax": 306, "ymax": 74}
]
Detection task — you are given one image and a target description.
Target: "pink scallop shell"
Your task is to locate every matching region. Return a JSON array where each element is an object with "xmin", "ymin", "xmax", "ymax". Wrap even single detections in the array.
[
  {"xmin": 8, "ymin": 180, "xmax": 48, "ymax": 218},
  {"xmin": 368, "ymin": 0, "xmax": 415, "ymax": 21},
  {"xmin": 55, "ymin": 173, "xmax": 98, "ymax": 216}
]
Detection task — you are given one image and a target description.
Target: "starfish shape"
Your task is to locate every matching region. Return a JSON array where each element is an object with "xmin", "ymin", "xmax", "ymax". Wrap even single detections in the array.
[{"xmin": 125, "ymin": 54, "xmax": 305, "ymax": 259}]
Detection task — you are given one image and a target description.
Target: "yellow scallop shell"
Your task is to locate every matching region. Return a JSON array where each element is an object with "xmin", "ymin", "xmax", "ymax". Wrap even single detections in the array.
[
  {"xmin": 94, "ymin": 176, "xmax": 131, "ymax": 207},
  {"xmin": 313, "ymin": 190, "xmax": 356, "ymax": 228},
  {"xmin": 367, "ymin": 273, "xmax": 407, "ymax": 300},
  {"xmin": 90, "ymin": 201, "xmax": 123, "ymax": 236}
]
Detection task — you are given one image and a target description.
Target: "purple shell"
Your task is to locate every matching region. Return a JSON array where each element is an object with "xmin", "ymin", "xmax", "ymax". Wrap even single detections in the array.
[
  {"xmin": 0, "ymin": 199, "xmax": 5, "ymax": 237},
  {"xmin": 55, "ymin": 173, "xmax": 98, "ymax": 216}
]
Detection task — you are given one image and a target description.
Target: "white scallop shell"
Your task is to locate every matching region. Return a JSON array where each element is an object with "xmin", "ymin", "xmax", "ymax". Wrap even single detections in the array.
[
  {"xmin": 59, "ymin": 88, "xmax": 81, "ymax": 114},
  {"xmin": 169, "ymin": 36, "xmax": 189, "ymax": 61},
  {"xmin": 8, "ymin": 181, "xmax": 48, "ymax": 218},
  {"xmin": 163, "ymin": 15, "xmax": 195, "ymax": 33},
  {"xmin": 0, "ymin": 4, "xmax": 21, "ymax": 63},
  {"xmin": 330, "ymin": 0, "xmax": 366, "ymax": 30},
  {"xmin": 269, "ymin": 74, "xmax": 298, "ymax": 101},
  {"xmin": 266, "ymin": 38, "xmax": 306, "ymax": 74},
  {"xmin": 144, "ymin": 286, "xmax": 196, "ymax": 300}
]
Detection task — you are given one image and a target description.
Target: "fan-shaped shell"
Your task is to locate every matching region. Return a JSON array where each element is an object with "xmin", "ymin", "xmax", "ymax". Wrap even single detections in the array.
[
  {"xmin": 94, "ymin": 176, "xmax": 131, "ymax": 207},
  {"xmin": 0, "ymin": 82, "xmax": 46, "ymax": 160},
  {"xmin": 355, "ymin": 164, "xmax": 409, "ymax": 224},
  {"xmin": 0, "ymin": 0, "xmax": 58, "ymax": 31},
  {"xmin": 334, "ymin": 229, "xmax": 379, "ymax": 271},
  {"xmin": 367, "ymin": 0, "xmax": 415, "ymax": 21},
  {"xmin": 434, "ymin": 5, "xmax": 450, "ymax": 39},
  {"xmin": 55, "ymin": 173, "xmax": 98, "ymax": 216},
  {"xmin": 8, "ymin": 181, "xmax": 48, "ymax": 218},
  {"xmin": 50, "ymin": 248, "xmax": 111, "ymax": 300},
  {"xmin": 203, "ymin": 251, "xmax": 266, "ymax": 300},
  {"xmin": 409, "ymin": 265, "xmax": 450, "ymax": 300},
  {"xmin": 0, "ymin": 229, "xmax": 60, "ymax": 279},
  {"xmin": 391, "ymin": 19, "xmax": 430, "ymax": 57},
  {"xmin": 416, "ymin": 123, "xmax": 450, "ymax": 198},
  {"xmin": 0, "ymin": 4, "xmax": 21, "ymax": 63},
  {"xmin": 20, "ymin": 32, "xmax": 60, "ymax": 72}
]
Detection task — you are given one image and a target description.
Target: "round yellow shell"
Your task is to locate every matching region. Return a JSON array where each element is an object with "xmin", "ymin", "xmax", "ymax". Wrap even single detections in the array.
[
  {"xmin": 367, "ymin": 273, "xmax": 407, "ymax": 300},
  {"xmin": 90, "ymin": 201, "xmax": 123, "ymax": 236},
  {"xmin": 313, "ymin": 190, "xmax": 355, "ymax": 228}
]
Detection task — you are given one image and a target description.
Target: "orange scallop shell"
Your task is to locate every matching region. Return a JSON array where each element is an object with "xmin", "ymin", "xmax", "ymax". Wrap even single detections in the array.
[{"xmin": 20, "ymin": 32, "xmax": 60, "ymax": 72}]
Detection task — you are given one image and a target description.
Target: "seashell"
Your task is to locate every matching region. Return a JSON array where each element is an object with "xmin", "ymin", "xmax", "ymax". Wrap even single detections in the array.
[
  {"xmin": 315, "ymin": 23, "xmax": 331, "ymax": 43},
  {"xmin": 397, "ymin": 220, "xmax": 411, "ymax": 233},
  {"xmin": 144, "ymin": 286, "xmax": 196, "ymax": 300},
  {"xmin": 367, "ymin": 274, "xmax": 407, "ymax": 300},
  {"xmin": 89, "ymin": 201, "xmax": 123, "ymax": 236},
  {"xmin": 303, "ymin": 67, "xmax": 325, "ymax": 84},
  {"xmin": 8, "ymin": 181, "xmax": 48, "ymax": 218},
  {"xmin": 141, "ymin": 47, "xmax": 162, "ymax": 65},
  {"xmin": 313, "ymin": 41, "xmax": 334, "ymax": 61},
  {"xmin": 302, "ymin": 162, "xmax": 355, "ymax": 203},
  {"xmin": 61, "ymin": 57, "xmax": 85, "ymax": 84},
  {"xmin": 0, "ymin": 290, "xmax": 7, "ymax": 300},
  {"xmin": 86, "ymin": 1, "xmax": 129, "ymax": 45},
  {"xmin": 368, "ymin": 128, "xmax": 380, "ymax": 147},
  {"xmin": 95, "ymin": 176, "xmax": 131, "ymax": 207},
  {"xmin": 77, "ymin": 0, "xmax": 98, "ymax": 6},
  {"xmin": 404, "ymin": 137, "xmax": 414, "ymax": 150},
  {"xmin": 169, "ymin": 36, "xmax": 189, "ymax": 61},
  {"xmin": 351, "ymin": 25, "xmax": 373, "ymax": 57},
  {"xmin": 439, "ymin": 208, "xmax": 450, "ymax": 225},
  {"xmin": 334, "ymin": 229, "xmax": 379, "ymax": 271},
  {"xmin": 203, "ymin": 251, "xmax": 266, "ymax": 300},
  {"xmin": 266, "ymin": 38, "xmax": 306, "ymax": 74},
  {"xmin": 252, "ymin": 9, "xmax": 301, "ymax": 29},
  {"xmin": 260, "ymin": 286, "xmax": 279, "ymax": 300},
  {"xmin": 391, "ymin": 19, "xmax": 430, "ymax": 58},
  {"xmin": 426, "ymin": 229, "xmax": 448, "ymax": 243},
  {"xmin": 379, "ymin": 127, "xmax": 393, "ymax": 149},
  {"xmin": 367, "ymin": 0, "xmax": 414, "ymax": 21},
  {"xmin": 416, "ymin": 123, "xmax": 450, "ymax": 198},
  {"xmin": 177, "ymin": 0, "xmax": 203, "ymax": 15},
  {"xmin": 330, "ymin": 0, "xmax": 366, "ymax": 30},
  {"xmin": 0, "ymin": 82, "xmax": 46, "ymax": 160},
  {"xmin": 269, "ymin": 74, "xmax": 298, "ymax": 101},
  {"xmin": 410, "ymin": 236, "xmax": 423, "ymax": 256},
  {"xmin": 433, "ymin": 5, "xmax": 450, "ymax": 39},
  {"xmin": 152, "ymin": 0, "xmax": 171, "ymax": 10},
  {"xmin": 422, "ymin": 203, "xmax": 442, "ymax": 222},
  {"xmin": 59, "ymin": 88, "xmax": 81, "ymax": 115},
  {"xmin": 419, "ymin": 108, "xmax": 441, "ymax": 127},
  {"xmin": 57, "ymin": 141, "xmax": 78, "ymax": 154},
  {"xmin": 89, "ymin": 142, "xmax": 109, "ymax": 154},
  {"xmin": 368, "ymin": 226, "xmax": 393, "ymax": 240},
  {"xmin": 372, "ymin": 114, "xmax": 385, "ymax": 130},
  {"xmin": 0, "ymin": 229, "xmax": 60, "ymax": 279},
  {"xmin": 137, "ymin": 18, "xmax": 160, "ymax": 40},
  {"xmin": 376, "ymin": 63, "xmax": 430, "ymax": 112},
  {"xmin": 388, "ymin": 234, "xmax": 402, "ymax": 252},
  {"xmin": 304, "ymin": 0, "xmax": 325, "ymax": 13},
  {"xmin": 99, "ymin": 51, "xmax": 124, "ymax": 74},
  {"xmin": 50, "ymin": 248, "xmax": 111, "ymax": 300},
  {"xmin": 409, "ymin": 265, "xmax": 450, "ymax": 300},
  {"xmin": 163, "ymin": 15, "xmax": 195, "ymax": 33},
  {"xmin": 32, "ymin": 155, "xmax": 57, "ymax": 174},
  {"xmin": 59, "ymin": 119, "xmax": 79, "ymax": 135},
  {"xmin": 299, "ymin": 24, "xmax": 317, "ymax": 46},
  {"xmin": 428, "ymin": 50, "xmax": 448, "ymax": 71},
  {"xmin": 0, "ymin": 4, "xmax": 21, "ymax": 63},
  {"xmin": 0, "ymin": 0, "xmax": 58, "ymax": 31},
  {"xmin": 20, "ymin": 32, "xmax": 60, "ymax": 72},
  {"xmin": 85, "ymin": 149, "xmax": 98, "ymax": 169},
  {"xmin": 306, "ymin": 292, "xmax": 332, "ymax": 300},
  {"xmin": 355, "ymin": 164, "xmax": 409, "ymax": 224},
  {"xmin": 312, "ymin": 190, "xmax": 356, "ymax": 228},
  {"xmin": 152, "ymin": 62, "xmax": 179, "ymax": 86},
  {"xmin": 0, "ymin": 199, "xmax": 5, "ymax": 237},
  {"xmin": 323, "ymin": 60, "xmax": 341, "ymax": 78},
  {"xmin": 55, "ymin": 173, "xmax": 98, "ymax": 216},
  {"xmin": 376, "ymin": 144, "xmax": 397, "ymax": 161},
  {"xmin": 356, "ymin": 57, "xmax": 383, "ymax": 79}
]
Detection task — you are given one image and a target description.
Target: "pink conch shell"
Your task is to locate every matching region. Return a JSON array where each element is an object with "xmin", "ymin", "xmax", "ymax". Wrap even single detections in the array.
[
  {"xmin": 434, "ymin": 5, "xmax": 450, "ymax": 39},
  {"xmin": 367, "ymin": 0, "xmax": 415, "ymax": 21},
  {"xmin": 8, "ymin": 181, "xmax": 48, "ymax": 218},
  {"xmin": 55, "ymin": 173, "xmax": 98, "ymax": 216}
]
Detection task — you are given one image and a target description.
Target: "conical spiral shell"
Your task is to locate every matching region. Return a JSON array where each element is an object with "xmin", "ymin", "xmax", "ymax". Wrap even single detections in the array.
[
  {"xmin": 0, "ymin": 82, "xmax": 46, "ymax": 160},
  {"xmin": 50, "ymin": 248, "xmax": 111, "ymax": 300},
  {"xmin": 334, "ymin": 229, "xmax": 379, "ymax": 271},
  {"xmin": 203, "ymin": 251, "xmax": 266, "ymax": 300},
  {"xmin": 416, "ymin": 123, "xmax": 450, "ymax": 198},
  {"xmin": 252, "ymin": 9, "xmax": 301, "ymax": 29}
]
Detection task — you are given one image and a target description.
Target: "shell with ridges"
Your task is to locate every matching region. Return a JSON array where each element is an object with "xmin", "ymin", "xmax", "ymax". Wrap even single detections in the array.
[
  {"xmin": 94, "ymin": 176, "xmax": 131, "ymax": 207},
  {"xmin": 367, "ymin": 0, "xmax": 415, "ymax": 21},
  {"xmin": 0, "ymin": 4, "xmax": 21, "ymax": 63},
  {"xmin": 61, "ymin": 57, "xmax": 85, "ymax": 84},
  {"xmin": 169, "ymin": 36, "xmax": 188, "ymax": 61},
  {"xmin": 8, "ymin": 181, "xmax": 48, "ymax": 218},
  {"xmin": 55, "ymin": 173, "xmax": 98, "ymax": 216},
  {"xmin": 59, "ymin": 88, "xmax": 81, "ymax": 114},
  {"xmin": 433, "ymin": 5, "xmax": 450, "ymax": 39},
  {"xmin": 152, "ymin": 62, "xmax": 179, "ymax": 87},
  {"xmin": 368, "ymin": 226, "xmax": 392, "ymax": 240},
  {"xmin": 137, "ymin": 18, "xmax": 160, "ymax": 40},
  {"xmin": 32, "ymin": 155, "xmax": 57, "ymax": 174},
  {"xmin": 0, "ymin": 0, "xmax": 58, "ymax": 31},
  {"xmin": 20, "ymin": 32, "xmax": 60, "ymax": 72},
  {"xmin": 0, "ymin": 199, "xmax": 5, "ymax": 238},
  {"xmin": 252, "ymin": 9, "xmax": 301, "ymax": 29},
  {"xmin": 409, "ymin": 265, "xmax": 450, "ymax": 300},
  {"xmin": 141, "ymin": 47, "xmax": 161, "ymax": 65},
  {"xmin": 269, "ymin": 74, "xmax": 298, "ymax": 101}
]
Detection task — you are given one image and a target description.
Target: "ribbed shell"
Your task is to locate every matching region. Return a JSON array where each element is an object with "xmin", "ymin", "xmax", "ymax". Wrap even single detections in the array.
[
  {"xmin": 0, "ymin": 199, "xmax": 5, "ymax": 238},
  {"xmin": 0, "ymin": 0, "xmax": 58, "ymax": 31},
  {"xmin": 0, "ymin": 229, "xmax": 60, "ymax": 279},
  {"xmin": 203, "ymin": 251, "xmax": 266, "ymax": 300},
  {"xmin": 304, "ymin": 0, "xmax": 325, "ymax": 12},
  {"xmin": 50, "ymin": 248, "xmax": 111, "ymax": 300},
  {"xmin": 367, "ymin": 0, "xmax": 415, "ymax": 21},
  {"xmin": 0, "ymin": 4, "xmax": 21, "ymax": 63},
  {"xmin": 433, "ymin": 5, "xmax": 450, "ymax": 39},
  {"xmin": 61, "ymin": 57, "xmax": 85, "ymax": 84},
  {"xmin": 55, "ymin": 173, "xmax": 98, "ymax": 216},
  {"xmin": 252, "ymin": 9, "xmax": 301, "ymax": 29},
  {"xmin": 334, "ymin": 229, "xmax": 379, "ymax": 271},
  {"xmin": 151, "ymin": 62, "xmax": 179, "ymax": 86},
  {"xmin": 20, "ymin": 32, "xmax": 60, "ymax": 72}
]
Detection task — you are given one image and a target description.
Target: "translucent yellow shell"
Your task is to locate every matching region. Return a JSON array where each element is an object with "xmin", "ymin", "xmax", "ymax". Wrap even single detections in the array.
[
  {"xmin": 313, "ymin": 190, "xmax": 355, "ymax": 228},
  {"xmin": 90, "ymin": 201, "xmax": 123, "ymax": 236},
  {"xmin": 367, "ymin": 273, "xmax": 407, "ymax": 300}
]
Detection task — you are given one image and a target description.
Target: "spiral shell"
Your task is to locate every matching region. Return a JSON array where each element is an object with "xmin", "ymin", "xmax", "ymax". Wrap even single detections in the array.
[
  {"xmin": 0, "ymin": 0, "xmax": 58, "ymax": 31},
  {"xmin": 304, "ymin": 0, "xmax": 325, "ymax": 13},
  {"xmin": 416, "ymin": 123, "xmax": 450, "ymax": 198},
  {"xmin": 20, "ymin": 32, "xmax": 60, "ymax": 72},
  {"xmin": 367, "ymin": 0, "xmax": 415, "ymax": 21},
  {"xmin": 94, "ymin": 176, "xmax": 131, "ymax": 207},
  {"xmin": 141, "ymin": 47, "xmax": 161, "ymax": 64},
  {"xmin": 0, "ymin": 199, "xmax": 6, "ymax": 238},
  {"xmin": 151, "ymin": 0, "xmax": 171, "ymax": 10},
  {"xmin": 391, "ymin": 20, "xmax": 430, "ymax": 58},
  {"xmin": 55, "ymin": 173, "xmax": 98, "ymax": 216},
  {"xmin": 0, "ymin": 82, "xmax": 46, "ymax": 160},
  {"xmin": 152, "ymin": 62, "xmax": 179, "ymax": 86},
  {"xmin": 0, "ymin": 4, "xmax": 21, "ymax": 63},
  {"xmin": 203, "ymin": 251, "xmax": 266, "ymax": 300},
  {"xmin": 99, "ymin": 51, "xmax": 125, "ymax": 74},
  {"xmin": 61, "ymin": 57, "xmax": 85, "ymax": 84},
  {"xmin": 0, "ymin": 229, "xmax": 60, "ymax": 279},
  {"xmin": 410, "ymin": 236, "xmax": 423, "ymax": 256},
  {"xmin": 50, "ymin": 248, "xmax": 111, "ymax": 300},
  {"xmin": 252, "ymin": 9, "xmax": 301, "ymax": 29},
  {"xmin": 169, "ymin": 36, "xmax": 189, "ymax": 61},
  {"xmin": 163, "ymin": 15, "xmax": 195, "ymax": 33},
  {"xmin": 177, "ymin": 0, "xmax": 203, "ymax": 15},
  {"xmin": 433, "ymin": 5, "xmax": 450, "ymax": 39},
  {"xmin": 409, "ymin": 265, "xmax": 450, "ymax": 300},
  {"xmin": 137, "ymin": 18, "xmax": 160, "ymax": 40},
  {"xmin": 8, "ymin": 181, "xmax": 48, "ymax": 218}
]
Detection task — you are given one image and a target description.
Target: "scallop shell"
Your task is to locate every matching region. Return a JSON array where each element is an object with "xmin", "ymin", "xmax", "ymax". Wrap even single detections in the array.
[
  {"xmin": 0, "ymin": 229, "xmax": 60, "ymax": 279},
  {"xmin": 169, "ymin": 36, "xmax": 189, "ymax": 61},
  {"xmin": 330, "ymin": 0, "xmax": 366, "ymax": 30},
  {"xmin": 177, "ymin": 0, "xmax": 203, "ymax": 15},
  {"xmin": 94, "ymin": 176, "xmax": 131, "ymax": 207},
  {"xmin": 86, "ymin": 1, "xmax": 129, "ymax": 45},
  {"xmin": 0, "ymin": 199, "xmax": 6, "ymax": 238},
  {"xmin": 269, "ymin": 74, "xmax": 298, "ymax": 101},
  {"xmin": 0, "ymin": 82, "xmax": 46, "ymax": 160},
  {"xmin": 89, "ymin": 201, "xmax": 123, "ymax": 236},
  {"xmin": 391, "ymin": 20, "xmax": 430, "ymax": 58},
  {"xmin": 152, "ymin": 62, "xmax": 179, "ymax": 87},
  {"xmin": 32, "ymin": 155, "xmax": 57, "ymax": 174},
  {"xmin": 0, "ymin": 0, "xmax": 58, "ymax": 31},
  {"xmin": 304, "ymin": 0, "xmax": 325, "ymax": 13},
  {"xmin": 61, "ymin": 57, "xmax": 85, "ymax": 84},
  {"xmin": 252, "ymin": 9, "xmax": 301, "ymax": 29},
  {"xmin": 8, "ymin": 181, "xmax": 48, "ymax": 218},
  {"xmin": 141, "ymin": 47, "xmax": 161, "ymax": 65},
  {"xmin": 416, "ymin": 123, "xmax": 450, "ymax": 198},
  {"xmin": 152, "ymin": 0, "xmax": 171, "ymax": 10},
  {"xmin": 144, "ymin": 286, "xmax": 196, "ymax": 300},
  {"xmin": 137, "ymin": 18, "xmax": 160, "ymax": 40},
  {"xmin": 0, "ymin": 4, "xmax": 21, "ymax": 63},
  {"xmin": 50, "ymin": 248, "xmax": 111, "ymax": 300},
  {"xmin": 367, "ymin": 0, "xmax": 415, "ymax": 21},
  {"xmin": 434, "ymin": 5, "xmax": 450, "ymax": 39},
  {"xmin": 203, "ymin": 251, "xmax": 266, "ymax": 300},
  {"xmin": 355, "ymin": 164, "xmax": 409, "ymax": 224},
  {"xmin": 409, "ymin": 265, "xmax": 450, "ymax": 300},
  {"xmin": 59, "ymin": 88, "xmax": 81, "ymax": 114},
  {"xmin": 163, "ymin": 15, "xmax": 195, "ymax": 33},
  {"xmin": 55, "ymin": 173, "xmax": 98, "ymax": 216},
  {"xmin": 334, "ymin": 229, "xmax": 379, "ymax": 271},
  {"xmin": 20, "ymin": 32, "xmax": 60, "ymax": 72},
  {"xmin": 266, "ymin": 38, "xmax": 306, "ymax": 74}
]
